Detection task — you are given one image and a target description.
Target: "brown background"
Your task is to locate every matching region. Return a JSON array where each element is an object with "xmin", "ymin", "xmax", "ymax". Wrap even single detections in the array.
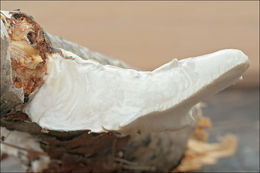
[{"xmin": 1, "ymin": 1, "xmax": 259, "ymax": 87}]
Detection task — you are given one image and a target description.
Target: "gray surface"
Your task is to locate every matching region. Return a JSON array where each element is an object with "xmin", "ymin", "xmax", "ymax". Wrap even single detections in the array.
[
  {"xmin": 1, "ymin": 88, "xmax": 259, "ymax": 172},
  {"xmin": 199, "ymin": 88, "xmax": 259, "ymax": 172},
  {"xmin": 1, "ymin": 156, "xmax": 24, "ymax": 172}
]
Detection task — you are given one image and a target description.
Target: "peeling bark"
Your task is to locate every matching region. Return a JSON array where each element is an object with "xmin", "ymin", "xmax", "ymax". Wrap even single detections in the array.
[
  {"xmin": 1, "ymin": 15, "xmax": 24, "ymax": 113},
  {"xmin": 1, "ymin": 112, "xmax": 195, "ymax": 172}
]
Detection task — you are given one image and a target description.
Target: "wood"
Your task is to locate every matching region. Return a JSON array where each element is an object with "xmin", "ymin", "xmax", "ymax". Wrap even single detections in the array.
[{"xmin": 0, "ymin": 111, "xmax": 195, "ymax": 172}]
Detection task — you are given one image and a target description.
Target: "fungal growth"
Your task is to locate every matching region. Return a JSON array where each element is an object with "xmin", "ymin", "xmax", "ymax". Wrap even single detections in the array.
[
  {"xmin": 0, "ymin": 10, "xmax": 249, "ymax": 172},
  {"xmin": 1, "ymin": 11, "xmax": 249, "ymax": 135}
]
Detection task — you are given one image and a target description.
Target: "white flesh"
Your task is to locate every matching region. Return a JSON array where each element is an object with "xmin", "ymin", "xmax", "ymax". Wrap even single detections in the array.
[{"xmin": 24, "ymin": 49, "xmax": 249, "ymax": 134}]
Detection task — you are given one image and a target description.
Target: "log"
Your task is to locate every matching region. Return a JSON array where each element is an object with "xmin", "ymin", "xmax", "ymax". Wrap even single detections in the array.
[{"xmin": 1, "ymin": 111, "xmax": 197, "ymax": 172}]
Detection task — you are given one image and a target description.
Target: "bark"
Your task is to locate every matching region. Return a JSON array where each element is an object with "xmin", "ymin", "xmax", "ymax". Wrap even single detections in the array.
[
  {"xmin": 1, "ymin": 112, "xmax": 195, "ymax": 172},
  {"xmin": 1, "ymin": 16, "xmax": 24, "ymax": 113}
]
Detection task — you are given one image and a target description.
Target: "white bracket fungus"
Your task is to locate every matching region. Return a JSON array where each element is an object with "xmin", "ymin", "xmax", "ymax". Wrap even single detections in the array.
[{"xmin": 0, "ymin": 10, "xmax": 249, "ymax": 135}]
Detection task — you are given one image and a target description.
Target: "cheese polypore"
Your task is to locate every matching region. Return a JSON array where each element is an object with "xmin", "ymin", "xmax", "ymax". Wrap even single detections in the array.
[
  {"xmin": 1, "ymin": 10, "xmax": 249, "ymax": 134},
  {"xmin": 24, "ymin": 49, "xmax": 249, "ymax": 134}
]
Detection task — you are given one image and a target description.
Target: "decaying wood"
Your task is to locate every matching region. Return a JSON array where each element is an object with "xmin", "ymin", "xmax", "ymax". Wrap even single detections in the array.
[
  {"xmin": 1, "ymin": 112, "xmax": 236, "ymax": 172},
  {"xmin": 1, "ymin": 14, "xmax": 24, "ymax": 113},
  {"xmin": 0, "ymin": 112, "xmax": 195, "ymax": 172}
]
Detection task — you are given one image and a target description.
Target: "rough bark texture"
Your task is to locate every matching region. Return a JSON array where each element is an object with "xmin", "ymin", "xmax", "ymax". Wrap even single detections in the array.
[
  {"xmin": 1, "ymin": 16, "xmax": 24, "ymax": 114},
  {"xmin": 1, "ymin": 112, "xmax": 194, "ymax": 172}
]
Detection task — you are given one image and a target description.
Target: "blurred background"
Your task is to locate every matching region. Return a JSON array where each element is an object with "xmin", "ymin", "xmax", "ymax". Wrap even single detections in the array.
[{"xmin": 1, "ymin": 1, "xmax": 259, "ymax": 172}]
